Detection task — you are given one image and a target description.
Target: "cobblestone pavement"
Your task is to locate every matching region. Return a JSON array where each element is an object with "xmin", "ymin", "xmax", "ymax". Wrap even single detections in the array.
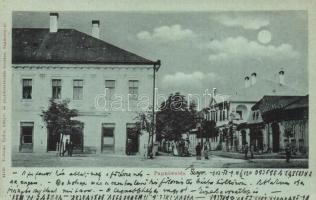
[{"xmin": 11, "ymin": 152, "xmax": 308, "ymax": 168}]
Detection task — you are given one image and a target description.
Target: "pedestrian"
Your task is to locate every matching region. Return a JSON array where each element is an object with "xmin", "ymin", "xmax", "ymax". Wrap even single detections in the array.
[
  {"xmin": 244, "ymin": 142, "xmax": 249, "ymax": 159},
  {"xmin": 285, "ymin": 143, "xmax": 291, "ymax": 163},
  {"xmin": 68, "ymin": 141, "xmax": 73, "ymax": 157},
  {"xmin": 63, "ymin": 139, "xmax": 69, "ymax": 156},
  {"xmin": 250, "ymin": 144, "xmax": 254, "ymax": 159},
  {"xmin": 195, "ymin": 143, "xmax": 202, "ymax": 160},
  {"xmin": 203, "ymin": 146, "xmax": 209, "ymax": 160}
]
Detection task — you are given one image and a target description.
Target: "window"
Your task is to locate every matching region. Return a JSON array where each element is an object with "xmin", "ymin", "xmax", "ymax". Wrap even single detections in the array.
[
  {"xmin": 73, "ymin": 80, "xmax": 83, "ymax": 100},
  {"xmin": 52, "ymin": 79, "xmax": 61, "ymax": 99},
  {"xmin": 102, "ymin": 123, "xmax": 115, "ymax": 152},
  {"xmin": 20, "ymin": 122, "xmax": 34, "ymax": 152},
  {"xmin": 22, "ymin": 79, "xmax": 32, "ymax": 99},
  {"xmin": 20, "ymin": 122, "xmax": 33, "ymax": 144},
  {"xmin": 236, "ymin": 110, "xmax": 242, "ymax": 120},
  {"xmin": 105, "ymin": 80, "xmax": 115, "ymax": 99},
  {"xmin": 128, "ymin": 80, "xmax": 139, "ymax": 99},
  {"xmin": 256, "ymin": 111, "xmax": 259, "ymax": 120}
]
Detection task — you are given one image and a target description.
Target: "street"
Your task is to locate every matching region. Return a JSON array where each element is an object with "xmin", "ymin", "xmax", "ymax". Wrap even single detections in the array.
[{"xmin": 11, "ymin": 152, "xmax": 308, "ymax": 168}]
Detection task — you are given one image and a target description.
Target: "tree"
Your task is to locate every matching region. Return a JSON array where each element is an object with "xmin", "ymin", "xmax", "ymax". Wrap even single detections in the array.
[
  {"xmin": 134, "ymin": 108, "xmax": 154, "ymax": 158},
  {"xmin": 201, "ymin": 119, "xmax": 217, "ymax": 148},
  {"xmin": 156, "ymin": 93, "xmax": 197, "ymax": 141},
  {"xmin": 41, "ymin": 99, "xmax": 81, "ymax": 156}
]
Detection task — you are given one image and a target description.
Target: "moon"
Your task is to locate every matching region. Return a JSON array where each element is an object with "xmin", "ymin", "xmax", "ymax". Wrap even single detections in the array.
[{"xmin": 257, "ymin": 30, "xmax": 272, "ymax": 44}]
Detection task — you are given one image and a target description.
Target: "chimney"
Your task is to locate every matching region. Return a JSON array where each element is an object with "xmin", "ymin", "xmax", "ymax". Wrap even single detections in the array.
[
  {"xmin": 91, "ymin": 20, "xmax": 100, "ymax": 39},
  {"xmin": 279, "ymin": 70, "xmax": 285, "ymax": 85},
  {"xmin": 212, "ymin": 88, "xmax": 217, "ymax": 97},
  {"xmin": 251, "ymin": 72, "xmax": 257, "ymax": 85},
  {"xmin": 49, "ymin": 13, "xmax": 59, "ymax": 33},
  {"xmin": 244, "ymin": 76, "xmax": 250, "ymax": 88}
]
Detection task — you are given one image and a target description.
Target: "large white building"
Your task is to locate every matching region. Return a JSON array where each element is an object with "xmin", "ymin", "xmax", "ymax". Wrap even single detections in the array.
[{"xmin": 12, "ymin": 13, "xmax": 160, "ymax": 154}]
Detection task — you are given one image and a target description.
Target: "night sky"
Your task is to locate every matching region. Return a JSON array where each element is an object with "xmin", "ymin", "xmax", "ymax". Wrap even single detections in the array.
[{"xmin": 13, "ymin": 11, "xmax": 308, "ymax": 103}]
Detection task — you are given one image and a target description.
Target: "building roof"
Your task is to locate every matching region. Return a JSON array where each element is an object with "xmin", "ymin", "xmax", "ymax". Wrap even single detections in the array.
[
  {"xmin": 251, "ymin": 95, "xmax": 308, "ymax": 122},
  {"xmin": 229, "ymin": 79, "xmax": 302, "ymax": 102},
  {"xmin": 252, "ymin": 95, "xmax": 303, "ymax": 113},
  {"xmin": 284, "ymin": 95, "xmax": 308, "ymax": 110},
  {"xmin": 12, "ymin": 28, "xmax": 158, "ymax": 65}
]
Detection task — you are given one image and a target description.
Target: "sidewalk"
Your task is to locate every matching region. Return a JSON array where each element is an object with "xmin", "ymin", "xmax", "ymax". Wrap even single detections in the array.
[
  {"xmin": 11, "ymin": 152, "xmax": 308, "ymax": 168},
  {"xmin": 11, "ymin": 152, "xmax": 246, "ymax": 168},
  {"xmin": 223, "ymin": 159, "xmax": 308, "ymax": 168},
  {"xmin": 210, "ymin": 150, "xmax": 308, "ymax": 160}
]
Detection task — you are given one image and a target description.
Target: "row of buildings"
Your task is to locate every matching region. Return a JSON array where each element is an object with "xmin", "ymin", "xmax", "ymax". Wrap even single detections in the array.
[
  {"xmin": 12, "ymin": 13, "xmax": 160, "ymax": 154},
  {"xmin": 200, "ymin": 71, "xmax": 308, "ymax": 156}
]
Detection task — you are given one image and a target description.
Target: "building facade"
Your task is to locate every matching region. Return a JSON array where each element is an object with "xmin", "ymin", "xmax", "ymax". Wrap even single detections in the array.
[
  {"xmin": 204, "ymin": 71, "xmax": 304, "ymax": 153},
  {"xmin": 12, "ymin": 13, "xmax": 160, "ymax": 154},
  {"xmin": 250, "ymin": 95, "xmax": 308, "ymax": 155}
]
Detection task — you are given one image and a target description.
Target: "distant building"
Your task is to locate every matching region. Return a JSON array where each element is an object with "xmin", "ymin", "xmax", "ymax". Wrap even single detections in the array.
[
  {"xmin": 204, "ymin": 70, "xmax": 304, "ymax": 152},
  {"xmin": 12, "ymin": 13, "xmax": 160, "ymax": 154}
]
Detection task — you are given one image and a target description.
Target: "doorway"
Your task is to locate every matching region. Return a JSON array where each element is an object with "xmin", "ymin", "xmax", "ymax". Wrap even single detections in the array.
[
  {"xmin": 272, "ymin": 123, "xmax": 280, "ymax": 152},
  {"xmin": 126, "ymin": 123, "xmax": 139, "ymax": 155},
  {"xmin": 47, "ymin": 127, "xmax": 60, "ymax": 151},
  {"xmin": 70, "ymin": 123, "xmax": 84, "ymax": 153}
]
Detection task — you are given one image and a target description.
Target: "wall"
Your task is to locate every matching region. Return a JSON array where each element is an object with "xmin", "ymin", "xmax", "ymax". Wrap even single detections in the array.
[{"xmin": 12, "ymin": 64, "xmax": 154, "ymax": 154}]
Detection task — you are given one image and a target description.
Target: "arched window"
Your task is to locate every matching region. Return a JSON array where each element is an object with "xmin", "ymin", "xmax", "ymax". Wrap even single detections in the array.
[{"xmin": 236, "ymin": 105, "xmax": 248, "ymax": 120}]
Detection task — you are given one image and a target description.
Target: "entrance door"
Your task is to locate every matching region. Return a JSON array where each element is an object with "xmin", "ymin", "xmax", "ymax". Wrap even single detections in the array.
[
  {"xmin": 272, "ymin": 123, "xmax": 280, "ymax": 152},
  {"xmin": 126, "ymin": 123, "xmax": 139, "ymax": 155},
  {"xmin": 20, "ymin": 122, "xmax": 34, "ymax": 152},
  {"xmin": 70, "ymin": 123, "xmax": 84, "ymax": 153},
  {"xmin": 47, "ymin": 127, "xmax": 60, "ymax": 151},
  {"xmin": 101, "ymin": 123, "xmax": 115, "ymax": 152}
]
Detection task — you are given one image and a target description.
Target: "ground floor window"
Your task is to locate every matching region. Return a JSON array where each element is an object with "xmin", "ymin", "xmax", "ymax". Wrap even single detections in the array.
[
  {"xmin": 101, "ymin": 123, "xmax": 115, "ymax": 152},
  {"xmin": 20, "ymin": 122, "xmax": 34, "ymax": 152},
  {"xmin": 126, "ymin": 123, "xmax": 139, "ymax": 155}
]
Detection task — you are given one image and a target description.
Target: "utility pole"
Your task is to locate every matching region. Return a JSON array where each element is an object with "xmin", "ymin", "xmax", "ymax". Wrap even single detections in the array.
[{"xmin": 150, "ymin": 60, "xmax": 160, "ymax": 158}]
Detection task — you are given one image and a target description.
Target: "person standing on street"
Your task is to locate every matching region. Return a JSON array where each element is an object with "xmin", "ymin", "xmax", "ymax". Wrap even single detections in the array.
[
  {"xmin": 285, "ymin": 143, "xmax": 291, "ymax": 163},
  {"xmin": 244, "ymin": 142, "xmax": 249, "ymax": 159},
  {"xmin": 63, "ymin": 139, "xmax": 69, "ymax": 156},
  {"xmin": 250, "ymin": 144, "xmax": 254, "ymax": 159},
  {"xmin": 68, "ymin": 141, "xmax": 73, "ymax": 157},
  {"xmin": 196, "ymin": 143, "xmax": 202, "ymax": 160},
  {"xmin": 204, "ymin": 145, "xmax": 209, "ymax": 160}
]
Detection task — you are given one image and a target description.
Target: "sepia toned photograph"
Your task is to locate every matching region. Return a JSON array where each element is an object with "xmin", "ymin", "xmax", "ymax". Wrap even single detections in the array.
[{"xmin": 11, "ymin": 11, "xmax": 308, "ymax": 168}]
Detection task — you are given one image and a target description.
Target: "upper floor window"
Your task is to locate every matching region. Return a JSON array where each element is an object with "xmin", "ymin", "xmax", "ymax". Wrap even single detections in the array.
[
  {"xmin": 236, "ymin": 110, "xmax": 242, "ymax": 120},
  {"xmin": 256, "ymin": 111, "xmax": 259, "ymax": 120},
  {"xmin": 52, "ymin": 79, "xmax": 61, "ymax": 99},
  {"xmin": 73, "ymin": 80, "xmax": 83, "ymax": 100},
  {"xmin": 22, "ymin": 79, "xmax": 32, "ymax": 99},
  {"xmin": 105, "ymin": 80, "xmax": 115, "ymax": 99},
  {"xmin": 128, "ymin": 80, "xmax": 139, "ymax": 99}
]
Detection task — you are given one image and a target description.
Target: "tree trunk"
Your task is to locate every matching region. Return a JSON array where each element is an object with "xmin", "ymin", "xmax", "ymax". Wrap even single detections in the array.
[{"xmin": 59, "ymin": 133, "xmax": 64, "ymax": 157}]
